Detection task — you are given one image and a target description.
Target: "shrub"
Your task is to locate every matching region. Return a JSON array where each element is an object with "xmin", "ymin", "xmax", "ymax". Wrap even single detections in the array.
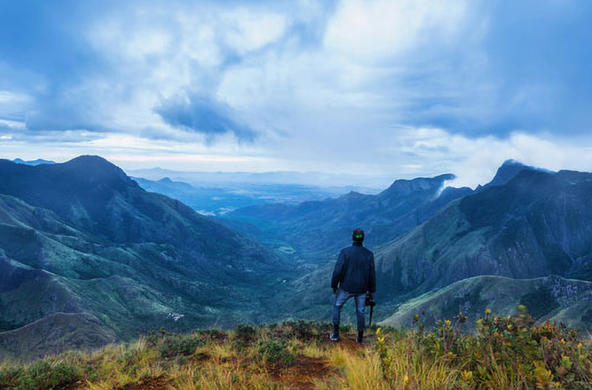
[
  {"xmin": 377, "ymin": 306, "xmax": 592, "ymax": 388},
  {"xmin": 0, "ymin": 364, "xmax": 21, "ymax": 388},
  {"xmin": 159, "ymin": 335, "xmax": 203, "ymax": 358},
  {"xmin": 232, "ymin": 324, "xmax": 257, "ymax": 350},
  {"xmin": 1, "ymin": 359, "xmax": 82, "ymax": 390},
  {"xmin": 256, "ymin": 339, "xmax": 296, "ymax": 368},
  {"xmin": 284, "ymin": 320, "xmax": 315, "ymax": 340}
]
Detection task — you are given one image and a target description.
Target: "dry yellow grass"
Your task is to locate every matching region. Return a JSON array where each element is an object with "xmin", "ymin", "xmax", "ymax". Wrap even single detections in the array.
[{"xmin": 2, "ymin": 319, "xmax": 592, "ymax": 389}]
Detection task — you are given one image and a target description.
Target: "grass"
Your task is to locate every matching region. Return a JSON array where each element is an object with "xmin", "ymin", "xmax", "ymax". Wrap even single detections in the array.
[{"xmin": 1, "ymin": 312, "xmax": 592, "ymax": 389}]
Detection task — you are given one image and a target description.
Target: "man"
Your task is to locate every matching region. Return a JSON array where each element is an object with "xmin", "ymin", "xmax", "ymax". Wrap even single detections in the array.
[{"xmin": 330, "ymin": 228, "xmax": 376, "ymax": 344}]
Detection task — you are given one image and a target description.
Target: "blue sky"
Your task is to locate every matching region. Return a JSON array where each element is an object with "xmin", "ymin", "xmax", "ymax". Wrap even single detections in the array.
[{"xmin": 0, "ymin": 0, "xmax": 591, "ymax": 187}]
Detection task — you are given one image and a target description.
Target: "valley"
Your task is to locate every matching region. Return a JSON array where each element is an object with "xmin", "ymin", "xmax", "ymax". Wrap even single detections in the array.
[{"xmin": 2, "ymin": 156, "xmax": 592, "ymax": 362}]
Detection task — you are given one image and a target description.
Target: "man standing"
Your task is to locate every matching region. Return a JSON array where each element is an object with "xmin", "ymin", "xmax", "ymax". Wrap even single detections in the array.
[{"xmin": 330, "ymin": 228, "xmax": 376, "ymax": 344}]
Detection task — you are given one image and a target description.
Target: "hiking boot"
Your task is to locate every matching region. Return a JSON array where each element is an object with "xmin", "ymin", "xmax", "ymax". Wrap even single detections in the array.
[
  {"xmin": 329, "ymin": 332, "xmax": 340, "ymax": 342},
  {"xmin": 356, "ymin": 331, "xmax": 364, "ymax": 344}
]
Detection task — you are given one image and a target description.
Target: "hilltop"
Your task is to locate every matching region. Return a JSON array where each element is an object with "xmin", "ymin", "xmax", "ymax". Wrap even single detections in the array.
[{"xmin": 2, "ymin": 314, "xmax": 592, "ymax": 389}]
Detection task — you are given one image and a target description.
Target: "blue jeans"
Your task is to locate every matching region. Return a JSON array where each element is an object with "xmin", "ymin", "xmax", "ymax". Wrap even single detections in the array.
[{"xmin": 332, "ymin": 288, "xmax": 366, "ymax": 333}]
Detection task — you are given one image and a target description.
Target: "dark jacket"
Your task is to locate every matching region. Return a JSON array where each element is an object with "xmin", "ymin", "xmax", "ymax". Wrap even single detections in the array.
[{"xmin": 331, "ymin": 242, "xmax": 376, "ymax": 294}]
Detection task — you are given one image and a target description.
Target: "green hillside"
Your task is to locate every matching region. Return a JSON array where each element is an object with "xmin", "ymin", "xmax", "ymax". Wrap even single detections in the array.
[
  {"xmin": 375, "ymin": 169, "xmax": 592, "ymax": 301},
  {"xmin": 381, "ymin": 275, "xmax": 592, "ymax": 331},
  {"xmin": 0, "ymin": 157, "xmax": 293, "ymax": 357}
]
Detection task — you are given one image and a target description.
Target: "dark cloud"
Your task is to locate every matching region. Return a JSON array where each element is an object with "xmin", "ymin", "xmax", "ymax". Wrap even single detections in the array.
[{"xmin": 155, "ymin": 94, "xmax": 257, "ymax": 141}]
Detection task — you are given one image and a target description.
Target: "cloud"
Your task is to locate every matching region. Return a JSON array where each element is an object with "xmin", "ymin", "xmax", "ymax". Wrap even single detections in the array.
[
  {"xmin": 1, "ymin": 0, "xmax": 592, "ymax": 186},
  {"xmin": 155, "ymin": 93, "xmax": 257, "ymax": 141},
  {"xmin": 324, "ymin": 0, "xmax": 468, "ymax": 62}
]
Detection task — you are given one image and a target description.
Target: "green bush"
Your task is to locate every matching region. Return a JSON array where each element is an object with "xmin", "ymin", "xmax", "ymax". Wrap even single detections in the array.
[
  {"xmin": 159, "ymin": 334, "xmax": 203, "ymax": 358},
  {"xmin": 1, "ymin": 359, "xmax": 82, "ymax": 390},
  {"xmin": 256, "ymin": 339, "xmax": 296, "ymax": 368},
  {"xmin": 0, "ymin": 364, "xmax": 21, "ymax": 388},
  {"xmin": 232, "ymin": 324, "xmax": 257, "ymax": 350},
  {"xmin": 282, "ymin": 320, "xmax": 315, "ymax": 340}
]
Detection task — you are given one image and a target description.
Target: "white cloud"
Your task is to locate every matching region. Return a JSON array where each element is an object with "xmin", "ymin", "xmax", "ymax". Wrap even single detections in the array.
[
  {"xmin": 221, "ymin": 8, "xmax": 287, "ymax": 54},
  {"xmin": 392, "ymin": 128, "xmax": 592, "ymax": 189},
  {"xmin": 0, "ymin": 119, "xmax": 25, "ymax": 129},
  {"xmin": 0, "ymin": 90, "xmax": 31, "ymax": 104},
  {"xmin": 324, "ymin": 0, "xmax": 468, "ymax": 62}
]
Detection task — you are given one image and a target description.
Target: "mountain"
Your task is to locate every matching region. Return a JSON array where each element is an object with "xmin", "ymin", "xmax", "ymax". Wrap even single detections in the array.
[
  {"xmin": 12, "ymin": 158, "xmax": 55, "ymax": 166},
  {"xmin": 5, "ymin": 156, "xmax": 592, "ymax": 360},
  {"xmin": 375, "ymin": 167, "xmax": 592, "ymax": 302},
  {"xmin": 477, "ymin": 159, "xmax": 550, "ymax": 190},
  {"xmin": 380, "ymin": 275, "xmax": 592, "ymax": 331},
  {"xmin": 0, "ymin": 156, "xmax": 292, "ymax": 358},
  {"xmin": 227, "ymin": 174, "xmax": 472, "ymax": 259}
]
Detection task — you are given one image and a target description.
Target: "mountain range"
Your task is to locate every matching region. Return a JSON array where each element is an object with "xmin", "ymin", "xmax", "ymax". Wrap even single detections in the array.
[
  {"xmin": 0, "ymin": 156, "xmax": 292, "ymax": 360},
  {"xmin": 226, "ymin": 174, "xmax": 473, "ymax": 259},
  {"xmin": 2, "ymin": 156, "xmax": 592, "ymax": 361}
]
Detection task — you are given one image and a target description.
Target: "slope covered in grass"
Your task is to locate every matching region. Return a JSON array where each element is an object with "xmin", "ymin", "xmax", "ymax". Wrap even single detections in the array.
[
  {"xmin": 381, "ymin": 275, "xmax": 592, "ymax": 332},
  {"xmin": 2, "ymin": 314, "xmax": 592, "ymax": 389}
]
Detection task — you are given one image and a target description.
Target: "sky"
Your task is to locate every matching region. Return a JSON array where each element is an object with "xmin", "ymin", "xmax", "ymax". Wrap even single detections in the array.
[{"xmin": 0, "ymin": 0, "xmax": 591, "ymax": 188}]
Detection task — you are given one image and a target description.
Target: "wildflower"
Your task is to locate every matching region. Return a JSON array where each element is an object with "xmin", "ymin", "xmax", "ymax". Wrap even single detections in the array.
[
  {"xmin": 413, "ymin": 314, "xmax": 420, "ymax": 322},
  {"xmin": 403, "ymin": 374, "xmax": 409, "ymax": 385},
  {"xmin": 376, "ymin": 327, "xmax": 382, "ymax": 336},
  {"xmin": 485, "ymin": 308, "xmax": 492, "ymax": 315},
  {"xmin": 445, "ymin": 320, "xmax": 452, "ymax": 327},
  {"xmin": 461, "ymin": 370, "xmax": 473, "ymax": 383},
  {"xmin": 561, "ymin": 355, "xmax": 572, "ymax": 370}
]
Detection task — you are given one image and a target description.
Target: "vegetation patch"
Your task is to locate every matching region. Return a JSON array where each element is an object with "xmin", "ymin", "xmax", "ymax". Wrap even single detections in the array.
[
  {"xmin": 1, "ymin": 318, "xmax": 592, "ymax": 389},
  {"xmin": 256, "ymin": 339, "xmax": 296, "ymax": 368},
  {"xmin": 0, "ymin": 358, "xmax": 82, "ymax": 390}
]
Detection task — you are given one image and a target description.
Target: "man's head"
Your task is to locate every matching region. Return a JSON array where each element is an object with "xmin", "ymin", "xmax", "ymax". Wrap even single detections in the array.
[{"xmin": 352, "ymin": 228, "xmax": 364, "ymax": 243}]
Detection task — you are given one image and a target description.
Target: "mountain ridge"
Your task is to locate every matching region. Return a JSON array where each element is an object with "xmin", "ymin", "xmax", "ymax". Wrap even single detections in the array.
[{"xmin": 0, "ymin": 156, "xmax": 293, "ymax": 357}]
